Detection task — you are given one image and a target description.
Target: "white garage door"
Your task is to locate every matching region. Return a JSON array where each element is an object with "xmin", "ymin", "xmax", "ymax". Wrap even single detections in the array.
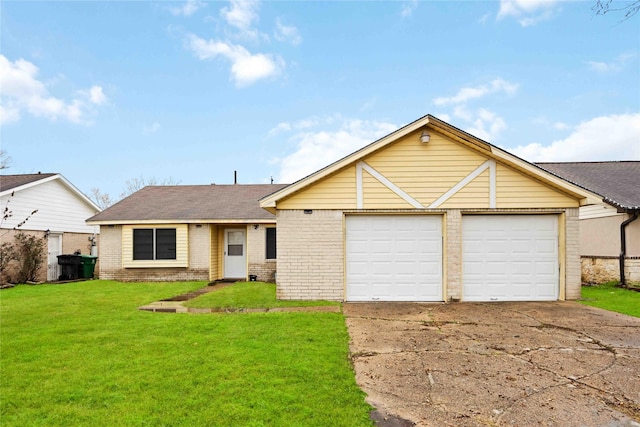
[
  {"xmin": 346, "ymin": 215, "xmax": 442, "ymax": 302},
  {"xmin": 462, "ymin": 215, "xmax": 559, "ymax": 302}
]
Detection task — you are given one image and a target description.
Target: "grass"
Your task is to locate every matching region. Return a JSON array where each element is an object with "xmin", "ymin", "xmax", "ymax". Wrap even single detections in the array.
[
  {"xmin": 184, "ymin": 281, "xmax": 340, "ymax": 309},
  {"xmin": 0, "ymin": 280, "xmax": 372, "ymax": 426},
  {"xmin": 580, "ymin": 281, "xmax": 640, "ymax": 318}
]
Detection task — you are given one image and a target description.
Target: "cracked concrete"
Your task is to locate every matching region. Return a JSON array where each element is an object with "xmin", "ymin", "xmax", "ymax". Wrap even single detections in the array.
[{"xmin": 344, "ymin": 301, "xmax": 640, "ymax": 427}]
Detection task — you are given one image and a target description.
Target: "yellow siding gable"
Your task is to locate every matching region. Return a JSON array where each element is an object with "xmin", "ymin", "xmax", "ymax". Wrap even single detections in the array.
[
  {"xmin": 277, "ymin": 166, "xmax": 357, "ymax": 210},
  {"xmin": 496, "ymin": 164, "xmax": 578, "ymax": 208},
  {"xmin": 277, "ymin": 129, "xmax": 579, "ymax": 210},
  {"xmin": 122, "ymin": 224, "xmax": 188, "ymax": 268}
]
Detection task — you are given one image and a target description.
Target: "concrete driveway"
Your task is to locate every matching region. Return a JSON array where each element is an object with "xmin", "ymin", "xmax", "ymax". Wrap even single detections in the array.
[{"xmin": 344, "ymin": 302, "xmax": 640, "ymax": 427}]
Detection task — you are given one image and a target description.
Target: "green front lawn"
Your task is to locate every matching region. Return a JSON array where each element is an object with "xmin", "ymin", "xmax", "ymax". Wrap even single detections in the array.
[
  {"xmin": 580, "ymin": 281, "xmax": 640, "ymax": 318},
  {"xmin": 185, "ymin": 281, "xmax": 340, "ymax": 309},
  {"xmin": 0, "ymin": 280, "xmax": 371, "ymax": 426}
]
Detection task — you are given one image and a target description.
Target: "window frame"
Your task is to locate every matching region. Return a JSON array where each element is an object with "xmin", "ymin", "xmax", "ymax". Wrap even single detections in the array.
[
  {"xmin": 265, "ymin": 227, "xmax": 277, "ymax": 260},
  {"xmin": 133, "ymin": 228, "xmax": 177, "ymax": 261}
]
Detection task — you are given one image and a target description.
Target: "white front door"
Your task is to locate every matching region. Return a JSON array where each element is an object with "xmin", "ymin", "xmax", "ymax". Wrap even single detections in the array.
[
  {"xmin": 47, "ymin": 234, "xmax": 62, "ymax": 281},
  {"xmin": 224, "ymin": 229, "xmax": 246, "ymax": 279}
]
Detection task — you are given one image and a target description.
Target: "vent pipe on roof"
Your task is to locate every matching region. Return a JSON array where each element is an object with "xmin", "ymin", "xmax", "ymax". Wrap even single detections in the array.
[
  {"xmin": 234, "ymin": 170, "xmax": 237, "ymax": 184},
  {"xmin": 619, "ymin": 211, "xmax": 638, "ymax": 287}
]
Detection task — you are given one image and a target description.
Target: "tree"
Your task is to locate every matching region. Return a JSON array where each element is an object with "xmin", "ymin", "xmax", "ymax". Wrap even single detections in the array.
[
  {"xmin": 89, "ymin": 187, "xmax": 114, "ymax": 210},
  {"xmin": 593, "ymin": 0, "xmax": 640, "ymax": 20},
  {"xmin": 119, "ymin": 176, "xmax": 180, "ymax": 200},
  {"xmin": 0, "ymin": 150, "xmax": 12, "ymax": 170},
  {"xmin": 88, "ymin": 176, "xmax": 181, "ymax": 209}
]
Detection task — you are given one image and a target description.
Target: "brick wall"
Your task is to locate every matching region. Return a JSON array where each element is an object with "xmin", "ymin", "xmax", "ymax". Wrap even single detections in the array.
[
  {"xmin": 276, "ymin": 210, "xmax": 344, "ymax": 300},
  {"xmin": 247, "ymin": 225, "xmax": 277, "ymax": 282},
  {"xmin": 581, "ymin": 257, "xmax": 640, "ymax": 284},
  {"xmin": 565, "ymin": 208, "xmax": 581, "ymax": 300},
  {"xmin": 98, "ymin": 224, "xmax": 209, "ymax": 282},
  {"xmin": 275, "ymin": 208, "xmax": 581, "ymax": 302},
  {"xmin": 445, "ymin": 210, "xmax": 462, "ymax": 301}
]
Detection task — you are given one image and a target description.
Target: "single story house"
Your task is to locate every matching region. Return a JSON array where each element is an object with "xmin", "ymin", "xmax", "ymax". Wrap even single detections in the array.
[
  {"xmin": 86, "ymin": 184, "xmax": 287, "ymax": 282},
  {"xmin": 260, "ymin": 114, "xmax": 600, "ymax": 302},
  {"xmin": 0, "ymin": 173, "xmax": 101, "ymax": 282},
  {"xmin": 537, "ymin": 161, "xmax": 639, "ymax": 285}
]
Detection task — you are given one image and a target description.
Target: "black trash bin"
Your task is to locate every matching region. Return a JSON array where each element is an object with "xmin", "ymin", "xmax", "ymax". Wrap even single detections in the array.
[
  {"xmin": 57, "ymin": 255, "xmax": 82, "ymax": 280},
  {"xmin": 80, "ymin": 255, "xmax": 98, "ymax": 279}
]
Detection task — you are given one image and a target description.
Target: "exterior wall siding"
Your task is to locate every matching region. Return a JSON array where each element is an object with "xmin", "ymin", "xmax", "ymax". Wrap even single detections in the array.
[
  {"xmin": 580, "ymin": 214, "xmax": 640, "ymax": 257},
  {"xmin": 276, "ymin": 210, "xmax": 344, "ymax": 300},
  {"xmin": 278, "ymin": 131, "xmax": 579, "ymax": 211},
  {"xmin": 247, "ymin": 225, "xmax": 277, "ymax": 282},
  {"xmin": 0, "ymin": 178, "xmax": 99, "ymax": 233}
]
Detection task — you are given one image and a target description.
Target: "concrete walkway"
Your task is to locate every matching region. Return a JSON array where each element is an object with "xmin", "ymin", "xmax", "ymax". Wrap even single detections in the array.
[{"xmin": 138, "ymin": 282, "xmax": 341, "ymax": 314}]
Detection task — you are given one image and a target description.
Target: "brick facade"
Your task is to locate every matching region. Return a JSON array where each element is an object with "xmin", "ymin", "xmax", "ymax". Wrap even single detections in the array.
[
  {"xmin": 247, "ymin": 225, "xmax": 277, "ymax": 282},
  {"xmin": 275, "ymin": 208, "xmax": 582, "ymax": 301},
  {"xmin": 98, "ymin": 224, "xmax": 209, "ymax": 281},
  {"xmin": 98, "ymin": 223, "xmax": 277, "ymax": 282},
  {"xmin": 581, "ymin": 257, "xmax": 640, "ymax": 284},
  {"xmin": 276, "ymin": 209, "xmax": 344, "ymax": 300}
]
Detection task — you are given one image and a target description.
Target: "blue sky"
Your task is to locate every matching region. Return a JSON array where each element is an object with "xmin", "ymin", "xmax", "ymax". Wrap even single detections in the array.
[{"xmin": 1, "ymin": 0, "xmax": 639, "ymax": 203}]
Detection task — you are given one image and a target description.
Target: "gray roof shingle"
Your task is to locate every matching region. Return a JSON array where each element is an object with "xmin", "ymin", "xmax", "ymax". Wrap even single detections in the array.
[
  {"xmin": 0, "ymin": 173, "xmax": 57, "ymax": 192},
  {"xmin": 87, "ymin": 184, "xmax": 289, "ymax": 223},
  {"xmin": 536, "ymin": 161, "xmax": 640, "ymax": 210}
]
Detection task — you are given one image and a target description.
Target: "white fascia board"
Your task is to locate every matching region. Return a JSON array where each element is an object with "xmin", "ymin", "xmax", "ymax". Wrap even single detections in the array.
[{"xmin": 86, "ymin": 218, "xmax": 277, "ymax": 226}]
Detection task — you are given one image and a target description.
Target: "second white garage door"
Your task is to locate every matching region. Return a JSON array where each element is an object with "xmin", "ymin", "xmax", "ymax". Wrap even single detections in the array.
[
  {"xmin": 346, "ymin": 215, "xmax": 442, "ymax": 301},
  {"xmin": 462, "ymin": 215, "xmax": 559, "ymax": 302}
]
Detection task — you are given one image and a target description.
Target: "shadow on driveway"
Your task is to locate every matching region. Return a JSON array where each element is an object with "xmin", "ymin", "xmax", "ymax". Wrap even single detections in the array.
[{"xmin": 344, "ymin": 301, "xmax": 640, "ymax": 427}]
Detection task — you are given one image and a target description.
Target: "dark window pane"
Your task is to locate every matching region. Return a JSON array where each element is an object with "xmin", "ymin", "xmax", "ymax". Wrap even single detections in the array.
[
  {"xmin": 266, "ymin": 228, "xmax": 276, "ymax": 259},
  {"xmin": 133, "ymin": 229, "xmax": 153, "ymax": 260},
  {"xmin": 228, "ymin": 244, "xmax": 243, "ymax": 256},
  {"xmin": 156, "ymin": 229, "xmax": 177, "ymax": 260}
]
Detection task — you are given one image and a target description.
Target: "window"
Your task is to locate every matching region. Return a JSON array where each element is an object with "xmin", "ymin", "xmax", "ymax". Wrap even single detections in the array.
[
  {"xmin": 133, "ymin": 228, "xmax": 176, "ymax": 260},
  {"xmin": 266, "ymin": 228, "xmax": 276, "ymax": 260}
]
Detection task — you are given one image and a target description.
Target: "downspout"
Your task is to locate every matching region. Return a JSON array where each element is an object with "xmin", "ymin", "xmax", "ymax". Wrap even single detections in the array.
[{"xmin": 620, "ymin": 211, "xmax": 639, "ymax": 287}]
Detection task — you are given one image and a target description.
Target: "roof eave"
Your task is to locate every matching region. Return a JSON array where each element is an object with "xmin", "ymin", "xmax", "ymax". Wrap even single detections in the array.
[{"xmin": 86, "ymin": 218, "xmax": 277, "ymax": 226}]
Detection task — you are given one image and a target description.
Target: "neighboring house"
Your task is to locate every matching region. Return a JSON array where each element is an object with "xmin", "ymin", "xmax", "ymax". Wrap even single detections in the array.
[
  {"xmin": 260, "ymin": 114, "xmax": 600, "ymax": 302},
  {"xmin": 537, "ymin": 161, "xmax": 640, "ymax": 285},
  {"xmin": 85, "ymin": 184, "xmax": 287, "ymax": 282},
  {"xmin": 0, "ymin": 173, "xmax": 101, "ymax": 282}
]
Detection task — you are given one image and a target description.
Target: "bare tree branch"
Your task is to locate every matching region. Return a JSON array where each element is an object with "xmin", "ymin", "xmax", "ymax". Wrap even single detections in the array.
[
  {"xmin": 593, "ymin": 0, "xmax": 640, "ymax": 20},
  {"xmin": 0, "ymin": 150, "xmax": 12, "ymax": 170},
  {"xmin": 119, "ymin": 176, "xmax": 181, "ymax": 199},
  {"xmin": 89, "ymin": 188, "xmax": 114, "ymax": 210}
]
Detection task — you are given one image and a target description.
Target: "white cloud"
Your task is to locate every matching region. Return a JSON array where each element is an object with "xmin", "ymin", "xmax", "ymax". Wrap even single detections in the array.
[
  {"xmin": 586, "ymin": 52, "xmax": 635, "ymax": 73},
  {"xmin": 432, "ymin": 78, "xmax": 517, "ymax": 142},
  {"xmin": 433, "ymin": 78, "xmax": 518, "ymax": 106},
  {"xmin": 400, "ymin": 0, "xmax": 418, "ymax": 18},
  {"xmin": 221, "ymin": 0, "xmax": 259, "ymax": 33},
  {"xmin": 186, "ymin": 34, "xmax": 283, "ymax": 87},
  {"xmin": 88, "ymin": 86, "xmax": 107, "ymax": 105},
  {"xmin": 465, "ymin": 108, "xmax": 507, "ymax": 142},
  {"xmin": 273, "ymin": 117, "xmax": 398, "ymax": 183},
  {"xmin": 0, "ymin": 104, "xmax": 21, "ymax": 125},
  {"xmin": 553, "ymin": 121, "xmax": 569, "ymax": 130},
  {"xmin": 274, "ymin": 18, "xmax": 302, "ymax": 45},
  {"xmin": 143, "ymin": 122, "xmax": 161, "ymax": 134},
  {"xmin": 0, "ymin": 55, "xmax": 106, "ymax": 125},
  {"xmin": 170, "ymin": 0, "xmax": 206, "ymax": 16},
  {"xmin": 497, "ymin": 0, "xmax": 560, "ymax": 26},
  {"xmin": 511, "ymin": 113, "xmax": 640, "ymax": 162}
]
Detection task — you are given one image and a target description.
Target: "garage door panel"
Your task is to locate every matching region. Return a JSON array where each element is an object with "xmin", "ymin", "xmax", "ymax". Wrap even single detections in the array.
[
  {"xmin": 463, "ymin": 215, "xmax": 558, "ymax": 302},
  {"xmin": 346, "ymin": 215, "xmax": 443, "ymax": 302}
]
